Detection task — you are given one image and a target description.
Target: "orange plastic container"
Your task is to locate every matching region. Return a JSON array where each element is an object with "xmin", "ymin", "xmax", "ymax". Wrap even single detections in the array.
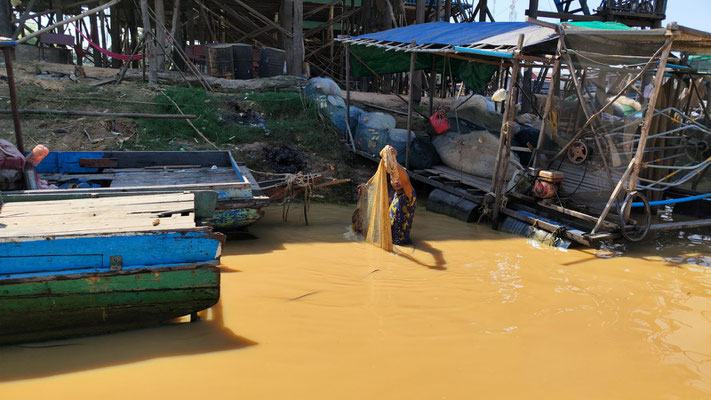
[{"xmin": 25, "ymin": 145, "xmax": 49, "ymax": 166}]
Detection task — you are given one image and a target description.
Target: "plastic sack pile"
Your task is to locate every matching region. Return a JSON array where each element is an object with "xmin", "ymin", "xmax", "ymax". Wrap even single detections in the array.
[{"xmin": 303, "ymin": 77, "xmax": 439, "ymax": 170}]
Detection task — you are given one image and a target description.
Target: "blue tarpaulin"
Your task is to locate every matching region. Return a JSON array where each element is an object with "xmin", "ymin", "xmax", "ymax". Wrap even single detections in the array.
[
  {"xmin": 340, "ymin": 22, "xmax": 558, "ymax": 91},
  {"xmin": 352, "ymin": 21, "xmax": 535, "ymax": 47}
]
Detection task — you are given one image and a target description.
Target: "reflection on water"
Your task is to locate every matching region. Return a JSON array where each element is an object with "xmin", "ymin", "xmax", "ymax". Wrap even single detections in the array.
[
  {"xmin": 0, "ymin": 204, "xmax": 709, "ymax": 399},
  {"xmin": 0, "ymin": 301, "xmax": 255, "ymax": 382}
]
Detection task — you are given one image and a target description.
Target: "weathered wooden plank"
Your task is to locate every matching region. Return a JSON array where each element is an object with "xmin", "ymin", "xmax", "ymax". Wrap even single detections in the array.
[
  {"xmin": 38, "ymin": 173, "xmax": 117, "ymax": 182},
  {"xmin": 1, "ymin": 199, "xmax": 194, "ymax": 218},
  {"xmin": 1, "ymin": 192, "xmax": 194, "ymax": 211},
  {"xmin": 102, "ymin": 150, "xmax": 231, "ymax": 168},
  {"xmin": 0, "ymin": 217, "xmax": 194, "ymax": 237},
  {"xmin": 109, "ymin": 167, "xmax": 239, "ymax": 187}
]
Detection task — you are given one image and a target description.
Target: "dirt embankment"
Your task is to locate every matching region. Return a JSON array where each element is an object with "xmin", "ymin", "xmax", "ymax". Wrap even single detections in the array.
[{"xmin": 0, "ymin": 60, "xmax": 378, "ymax": 203}]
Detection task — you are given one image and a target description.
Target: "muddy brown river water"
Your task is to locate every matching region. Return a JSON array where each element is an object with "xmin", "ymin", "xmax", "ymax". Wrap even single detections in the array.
[{"xmin": 1, "ymin": 204, "xmax": 710, "ymax": 399}]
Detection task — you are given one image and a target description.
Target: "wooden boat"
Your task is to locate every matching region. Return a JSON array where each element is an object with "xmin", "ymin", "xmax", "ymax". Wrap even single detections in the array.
[
  {"xmin": 0, "ymin": 192, "xmax": 224, "ymax": 345},
  {"xmin": 1, "ymin": 150, "xmax": 269, "ymax": 231}
]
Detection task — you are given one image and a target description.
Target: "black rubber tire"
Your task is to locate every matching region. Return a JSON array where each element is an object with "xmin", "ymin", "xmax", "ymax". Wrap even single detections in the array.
[{"xmin": 619, "ymin": 191, "xmax": 652, "ymax": 242}]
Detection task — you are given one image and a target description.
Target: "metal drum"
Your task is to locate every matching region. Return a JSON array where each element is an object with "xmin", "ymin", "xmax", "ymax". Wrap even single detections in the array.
[
  {"xmin": 207, "ymin": 44, "xmax": 234, "ymax": 79},
  {"xmin": 231, "ymin": 43, "xmax": 254, "ymax": 79},
  {"xmin": 258, "ymin": 47, "xmax": 285, "ymax": 77}
]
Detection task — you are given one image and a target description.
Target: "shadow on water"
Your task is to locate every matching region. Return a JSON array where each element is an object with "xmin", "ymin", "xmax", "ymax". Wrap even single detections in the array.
[
  {"xmin": 0, "ymin": 301, "xmax": 256, "ymax": 382},
  {"xmin": 395, "ymin": 240, "xmax": 448, "ymax": 270}
]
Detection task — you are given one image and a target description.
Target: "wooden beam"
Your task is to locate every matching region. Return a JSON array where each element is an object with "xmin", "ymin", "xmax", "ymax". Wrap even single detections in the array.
[
  {"xmin": 0, "ymin": 109, "xmax": 198, "ymax": 119},
  {"xmin": 17, "ymin": 0, "xmax": 120, "ymax": 44},
  {"xmin": 11, "ymin": 0, "xmax": 38, "ymax": 40},
  {"xmin": 228, "ymin": 0, "xmax": 292, "ymax": 37}
]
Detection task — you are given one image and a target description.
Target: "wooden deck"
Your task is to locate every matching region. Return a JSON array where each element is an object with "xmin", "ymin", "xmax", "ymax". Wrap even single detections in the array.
[
  {"xmin": 38, "ymin": 166, "xmax": 243, "ymax": 188},
  {"xmin": 0, "ymin": 192, "xmax": 199, "ymax": 238}
]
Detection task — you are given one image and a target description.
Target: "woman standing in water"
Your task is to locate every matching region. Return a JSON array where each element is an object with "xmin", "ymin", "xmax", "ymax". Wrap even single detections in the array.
[{"xmin": 353, "ymin": 146, "xmax": 416, "ymax": 246}]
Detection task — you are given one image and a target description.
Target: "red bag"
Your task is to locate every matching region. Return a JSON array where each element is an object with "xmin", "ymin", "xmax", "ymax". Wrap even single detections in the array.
[{"xmin": 429, "ymin": 111, "xmax": 450, "ymax": 134}]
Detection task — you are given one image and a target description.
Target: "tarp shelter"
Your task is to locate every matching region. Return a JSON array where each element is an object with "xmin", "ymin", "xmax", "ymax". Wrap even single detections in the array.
[{"xmin": 338, "ymin": 21, "xmax": 558, "ymax": 91}]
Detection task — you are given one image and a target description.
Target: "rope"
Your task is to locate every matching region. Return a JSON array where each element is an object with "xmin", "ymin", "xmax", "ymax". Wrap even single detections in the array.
[{"xmin": 278, "ymin": 172, "xmax": 317, "ymax": 225}]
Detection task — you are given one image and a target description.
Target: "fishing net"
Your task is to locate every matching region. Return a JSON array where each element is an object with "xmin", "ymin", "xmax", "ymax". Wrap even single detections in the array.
[{"xmin": 355, "ymin": 145, "xmax": 403, "ymax": 252}]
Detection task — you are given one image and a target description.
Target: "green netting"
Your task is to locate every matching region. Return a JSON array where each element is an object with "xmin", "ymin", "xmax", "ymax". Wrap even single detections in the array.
[
  {"xmin": 565, "ymin": 21, "xmax": 632, "ymax": 30},
  {"xmin": 349, "ymin": 44, "xmax": 497, "ymax": 92}
]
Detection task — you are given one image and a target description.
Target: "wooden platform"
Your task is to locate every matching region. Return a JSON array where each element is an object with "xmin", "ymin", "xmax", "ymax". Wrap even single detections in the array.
[
  {"xmin": 109, "ymin": 167, "xmax": 238, "ymax": 188},
  {"xmin": 0, "ymin": 192, "xmax": 198, "ymax": 238},
  {"xmin": 38, "ymin": 166, "xmax": 241, "ymax": 188}
]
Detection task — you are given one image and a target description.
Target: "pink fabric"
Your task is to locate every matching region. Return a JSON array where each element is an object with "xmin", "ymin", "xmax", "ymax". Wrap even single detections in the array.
[
  {"xmin": 75, "ymin": 26, "xmax": 144, "ymax": 61},
  {"xmin": 0, "ymin": 139, "xmax": 25, "ymax": 167}
]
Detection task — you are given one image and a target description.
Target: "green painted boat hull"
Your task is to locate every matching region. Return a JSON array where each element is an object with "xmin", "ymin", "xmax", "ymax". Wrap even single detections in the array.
[{"xmin": 0, "ymin": 264, "xmax": 220, "ymax": 345}]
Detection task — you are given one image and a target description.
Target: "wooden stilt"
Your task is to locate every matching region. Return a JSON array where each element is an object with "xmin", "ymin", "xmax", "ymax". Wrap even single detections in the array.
[
  {"xmin": 345, "ymin": 43, "xmax": 356, "ymax": 151},
  {"xmin": 140, "ymin": 0, "xmax": 158, "ymax": 87},
  {"xmin": 406, "ymin": 40, "xmax": 416, "ymax": 170},
  {"xmin": 533, "ymin": 37, "xmax": 562, "ymax": 168},
  {"xmin": 491, "ymin": 34, "xmax": 524, "ymax": 230}
]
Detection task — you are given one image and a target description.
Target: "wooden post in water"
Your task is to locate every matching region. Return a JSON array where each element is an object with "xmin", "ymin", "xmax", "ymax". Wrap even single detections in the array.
[
  {"xmin": 491, "ymin": 34, "xmax": 524, "ymax": 230},
  {"xmin": 406, "ymin": 40, "xmax": 417, "ymax": 170},
  {"xmin": 628, "ymin": 32, "xmax": 674, "ymax": 194}
]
